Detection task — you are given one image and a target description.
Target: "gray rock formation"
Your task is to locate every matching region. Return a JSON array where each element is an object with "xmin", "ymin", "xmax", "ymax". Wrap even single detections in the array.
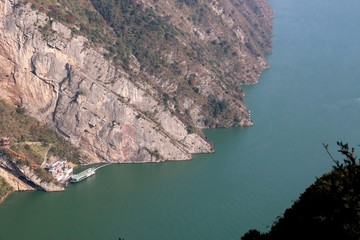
[
  {"xmin": 0, "ymin": 153, "xmax": 62, "ymax": 192},
  {"xmin": 0, "ymin": 0, "xmax": 213, "ymax": 164}
]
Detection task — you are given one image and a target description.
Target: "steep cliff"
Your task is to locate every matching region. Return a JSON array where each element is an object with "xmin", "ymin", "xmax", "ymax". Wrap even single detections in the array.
[
  {"xmin": 0, "ymin": 99, "xmax": 79, "ymax": 198},
  {"xmin": 0, "ymin": 153, "xmax": 63, "ymax": 192},
  {"xmin": 0, "ymin": 0, "xmax": 273, "ymax": 164}
]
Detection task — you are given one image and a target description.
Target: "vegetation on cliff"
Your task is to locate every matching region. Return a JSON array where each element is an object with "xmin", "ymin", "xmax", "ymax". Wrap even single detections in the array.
[
  {"xmin": 0, "ymin": 100, "xmax": 81, "ymax": 164},
  {"xmin": 0, "ymin": 176, "xmax": 13, "ymax": 200},
  {"xmin": 241, "ymin": 142, "xmax": 360, "ymax": 240},
  {"xmin": 19, "ymin": 0, "xmax": 273, "ymax": 128},
  {"xmin": 0, "ymin": 0, "xmax": 272, "ymax": 164},
  {"xmin": 0, "ymin": 99, "xmax": 83, "ymax": 189}
]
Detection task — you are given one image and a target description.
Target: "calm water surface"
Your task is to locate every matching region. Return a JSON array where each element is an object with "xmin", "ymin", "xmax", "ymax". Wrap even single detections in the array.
[{"xmin": 1, "ymin": 0, "xmax": 360, "ymax": 239}]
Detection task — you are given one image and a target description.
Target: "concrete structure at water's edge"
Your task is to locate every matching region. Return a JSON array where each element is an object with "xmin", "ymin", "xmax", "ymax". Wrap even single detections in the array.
[
  {"xmin": 46, "ymin": 161, "xmax": 73, "ymax": 184},
  {"xmin": 47, "ymin": 161, "xmax": 110, "ymax": 184},
  {"xmin": 46, "ymin": 161, "xmax": 110, "ymax": 184},
  {"xmin": 69, "ymin": 163, "xmax": 111, "ymax": 183},
  {"xmin": 70, "ymin": 168, "xmax": 96, "ymax": 183}
]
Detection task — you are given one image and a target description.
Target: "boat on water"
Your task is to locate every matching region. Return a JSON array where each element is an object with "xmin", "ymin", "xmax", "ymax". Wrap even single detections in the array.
[{"xmin": 70, "ymin": 167, "xmax": 96, "ymax": 183}]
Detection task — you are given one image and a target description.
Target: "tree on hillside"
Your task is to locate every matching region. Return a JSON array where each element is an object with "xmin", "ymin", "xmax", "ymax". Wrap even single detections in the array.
[{"xmin": 241, "ymin": 142, "xmax": 360, "ymax": 240}]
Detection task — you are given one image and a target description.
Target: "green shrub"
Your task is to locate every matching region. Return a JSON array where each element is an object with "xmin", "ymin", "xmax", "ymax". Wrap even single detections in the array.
[
  {"xmin": 0, "ymin": 100, "xmax": 81, "ymax": 164},
  {"xmin": 241, "ymin": 142, "xmax": 360, "ymax": 240},
  {"xmin": 0, "ymin": 177, "xmax": 13, "ymax": 199}
]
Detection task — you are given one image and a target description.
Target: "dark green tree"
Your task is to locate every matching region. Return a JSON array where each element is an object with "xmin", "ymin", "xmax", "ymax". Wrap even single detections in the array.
[{"xmin": 241, "ymin": 142, "xmax": 360, "ymax": 240}]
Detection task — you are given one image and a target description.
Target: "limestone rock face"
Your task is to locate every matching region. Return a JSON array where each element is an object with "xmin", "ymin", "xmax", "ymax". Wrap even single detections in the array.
[
  {"xmin": 0, "ymin": 0, "xmax": 214, "ymax": 163},
  {"xmin": 0, "ymin": 154, "xmax": 61, "ymax": 192},
  {"xmin": 20, "ymin": 165, "xmax": 64, "ymax": 191},
  {"xmin": 0, "ymin": 162, "xmax": 34, "ymax": 192},
  {"xmin": 0, "ymin": 0, "xmax": 272, "ymax": 164}
]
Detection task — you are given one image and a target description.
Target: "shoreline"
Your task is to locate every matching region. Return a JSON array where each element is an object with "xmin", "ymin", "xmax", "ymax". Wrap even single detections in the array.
[{"xmin": 0, "ymin": 191, "xmax": 13, "ymax": 205}]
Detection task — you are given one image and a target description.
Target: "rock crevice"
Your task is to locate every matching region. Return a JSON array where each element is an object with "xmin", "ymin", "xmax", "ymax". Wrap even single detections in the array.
[{"xmin": 0, "ymin": 0, "xmax": 272, "ymax": 164}]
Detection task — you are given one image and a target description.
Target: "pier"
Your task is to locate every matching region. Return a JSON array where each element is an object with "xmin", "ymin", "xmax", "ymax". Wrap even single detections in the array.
[
  {"xmin": 94, "ymin": 163, "xmax": 112, "ymax": 171},
  {"xmin": 70, "ymin": 163, "xmax": 112, "ymax": 183}
]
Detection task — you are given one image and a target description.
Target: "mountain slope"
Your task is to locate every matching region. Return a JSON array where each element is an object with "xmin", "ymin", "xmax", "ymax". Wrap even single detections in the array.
[{"xmin": 0, "ymin": 0, "xmax": 273, "ymax": 163}]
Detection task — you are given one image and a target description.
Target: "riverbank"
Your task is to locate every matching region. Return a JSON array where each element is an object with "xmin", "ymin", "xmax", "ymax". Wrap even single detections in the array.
[
  {"xmin": 0, "ymin": 191, "xmax": 11, "ymax": 204},
  {"xmin": 0, "ymin": 155, "xmax": 114, "ymax": 205},
  {"xmin": 1, "ymin": 0, "xmax": 360, "ymax": 238}
]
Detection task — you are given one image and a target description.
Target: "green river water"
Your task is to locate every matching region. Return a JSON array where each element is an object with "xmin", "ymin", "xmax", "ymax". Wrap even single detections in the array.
[{"xmin": 1, "ymin": 0, "xmax": 360, "ymax": 239}]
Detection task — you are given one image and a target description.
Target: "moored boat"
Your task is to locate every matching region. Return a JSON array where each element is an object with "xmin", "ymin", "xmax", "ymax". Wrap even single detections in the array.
[{"xmin": 70, "ymin": 168, "xmax": 96, "ymax": 183}]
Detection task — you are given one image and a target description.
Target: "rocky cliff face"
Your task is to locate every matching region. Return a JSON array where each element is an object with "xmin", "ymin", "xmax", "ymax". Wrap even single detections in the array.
[
  {"xmin": 0, "ymin": 153, "xmax": 62, "ymax": 192},
  {"xmin": 0, "ymin": 0, "xmax": 272, "ymax": 164}
]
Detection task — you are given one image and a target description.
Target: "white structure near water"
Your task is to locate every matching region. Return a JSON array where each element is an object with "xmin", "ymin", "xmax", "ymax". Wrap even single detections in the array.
[{"xmin": 48, "ymin": 161, "xmax": 73, "ymax": 183}]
